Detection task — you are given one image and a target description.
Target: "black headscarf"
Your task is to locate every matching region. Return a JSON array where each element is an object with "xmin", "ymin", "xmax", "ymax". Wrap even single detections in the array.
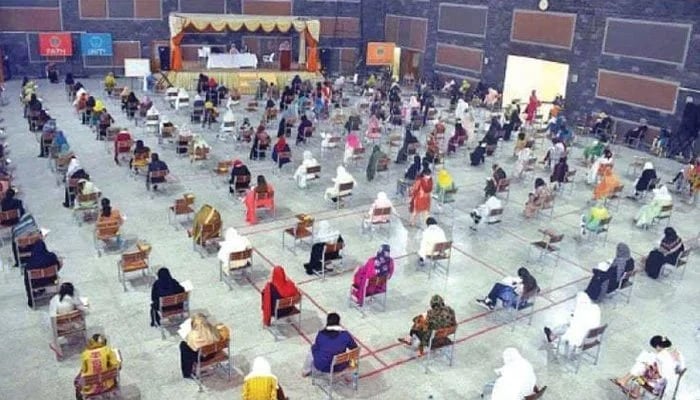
[
  {"xmin": 151, "ymin": 267, "xmax": 184, "ymax": 303},
  {"xmin": 27, "ymin": 241, "xmax": 59, "ymax": 269}
]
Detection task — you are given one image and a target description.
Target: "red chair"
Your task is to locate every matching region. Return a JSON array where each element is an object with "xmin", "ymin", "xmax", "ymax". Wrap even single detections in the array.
[{"xmin": 113, "ymin": 131, "xmax": 133, "ymax": 164}]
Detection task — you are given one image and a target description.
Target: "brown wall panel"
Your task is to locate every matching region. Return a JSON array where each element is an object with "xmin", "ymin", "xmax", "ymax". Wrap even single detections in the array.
[
  {"xmin": 179, "ymin": 0, "xmax": 224, "ymax": 13},
  {"xmin": 113, "ymin": 41, "xmax": 141, "ymax": 68},
  {"xmin": 134, "ymin": 0, "xmax": 160, "ymax": 18},
  {"xmin": 408, "ymin": 19, "xmax": 427, "ymax": 52},
  {"xmin": 0, "ymin": 7, "xmax": 61, "ymax": 31},
  {"xmin": 384, "ymin": 15, "xmax": 399, "ymax": 44},
  {"xmin": 80, "ymin": 0, "xmax": 107, "ymax": 18},
  {"xmin": 596, "ymin": 70, "xmax": 679, "ymax": 113},
  {"xmin": 603, "ymin": 18, "xmax": 691, "ymax": 65},
  {"xmin": 438, "ymin": 3, "xmax": 487, "ymax": 37},
  {"xmin": 435, "ymin": 43, "xmax": 483, "ymax": 73},
  {"xmin": 241, "ymin": 0, "xmax": 291, "ymax": 16},
  {"xmin": 511, "ymin": 10, "xmax": 576, "ymax": 49},
  {"xmin": 319, "ymin": 17, "xmax": 360, "ymax": 38}
]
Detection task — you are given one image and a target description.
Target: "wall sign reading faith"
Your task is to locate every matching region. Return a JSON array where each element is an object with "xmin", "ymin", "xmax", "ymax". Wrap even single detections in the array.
[
  {"xmin": 81, "ymin": 33, "xmax": 113, "ymax": 56},
  {"xmin": 38, "ymin": 32, "xmax": 73, "ymax": 57}
]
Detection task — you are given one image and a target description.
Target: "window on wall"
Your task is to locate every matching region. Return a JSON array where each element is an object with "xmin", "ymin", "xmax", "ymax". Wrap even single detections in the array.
[{"xmin": 79, "ymin": 0, "xmax": 161, "ymax": 20}]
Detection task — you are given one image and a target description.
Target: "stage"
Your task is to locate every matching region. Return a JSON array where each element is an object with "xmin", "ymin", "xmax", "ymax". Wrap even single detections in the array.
[{"xmin": 163, "ymin": 68, "xmax": 323, "ymax": 95}]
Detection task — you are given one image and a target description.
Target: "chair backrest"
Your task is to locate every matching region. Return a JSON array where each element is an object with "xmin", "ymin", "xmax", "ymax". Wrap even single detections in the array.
[
  {"xmin": 306, "ymin": 165, "xmax": 321, "ymax": 175},
  {"xmin": 121, "ymin": 250, "xmax": 147, "ymax": 265},
  {"xmin": 580, "ymin": 324, "xmax": 608, "ymax": 351},
  {"xmin": 338, "ymin": 181, "xmax": 354, "ymax": 192},
  {"xmin": 96, "ymin": 220, "xmax": 120, "ymax": 237},
  {"xmin": 488, "ymin": 208, "xmax": 504, "ymax": 217},
  {"xmin": 372, "ymin": 207, "xmax": 392, "ymax": 218},
  {"xmin": 16, "ymin": 232, "xmax": 43, "ymax": 249},
  {"xmin": 432, "ymin": 241, "xmax": 453, "ymax": 255},
  {"xmin": 28, "ymin": 264, "xmax": 58, "ymax": 280},
  {"xmin": 324, "ymin": 240, "xmax": 344, "ymax": 255},
  {"xmin": 77, "ymin": 192, "xmax": 100, "ymax": 203},
  {"xmin": 331, "ymin": 347, "xmax": 360, "ymax": 372},
  {"xmin": 276, "ymin": 294, "xmax": 301, "ymax": 310},
  {"xmin": 149, "ymin": 169, "xmax": 169, "ymax": 179},
  {"xmin": 54, "ymin": 309, "xmax": 85, "ymax": 334},
  {"xmin": 81, "ymin": 368, "xmax": 119, "ymax": 386},
  {"xmin": 524, "ymin": 385, "xmax": 548, "ymax": 400},
  {"xmin": 234, "ymin": 174, "xmax": 251, "ymax": 187},
  {"xmin": 0, "ymin": 208, "xmax": 20, "ymax": 224},
  {"xmin": 659, "ymin": 204, "xmax": 673, "ymax": 216},
  {"xmin": 229, "ymin": 247, "xmax": 253, "ymax": 262},
  {"xmin": 367, "ymin": 275, "xmax": 388, "ymax": 288},
  {"xmin": 198, "ymin": 338, "xmax": 229, "ymax": 359},
  {"xmin": 173, "ymin": 198, "xmax": 192, "ymax": 214},
  {"xmin": 376, "ymin": 157, "xmax": 390, "ymax": 171},
  {"xmin": 432, "ymin": 325, "xmax": 457, "ymax": 340},
  {"xmin": 160, "ymin": 291, "xmax": 188, "ymax": 308},
  {"xmin": 599, "ymin": 216, "xmax": 612, "ymax": 229},
  {"xmin": 497, "ymin": 178, "xmax": 510, "ymax": 191},
  {"xmin": 255, "ymin": 190, "xmax": 272, "ymax": 202}
]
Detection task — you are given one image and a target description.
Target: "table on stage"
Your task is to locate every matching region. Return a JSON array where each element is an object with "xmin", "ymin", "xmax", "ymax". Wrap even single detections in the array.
[{"xmin": 206, "ymin": 53, "xmax": 258, "ymax": 69}]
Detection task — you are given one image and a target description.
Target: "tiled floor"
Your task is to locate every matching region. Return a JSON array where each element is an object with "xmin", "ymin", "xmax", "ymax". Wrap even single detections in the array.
[{"xmin": 0, "ymin": 79, "xmax": 697, "ymax": 399}]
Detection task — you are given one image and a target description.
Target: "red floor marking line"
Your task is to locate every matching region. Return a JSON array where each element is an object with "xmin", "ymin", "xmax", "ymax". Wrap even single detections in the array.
[
  {"xmin": 290, "ymin": 323, "xmax": 313, "ymax": 345},
  {"xmin": 253, "ymin": 248, "xmax": 276, "ymax": 268},
  {"xmin": 540, "ymin": 276, "xmax": 590, "ymax": 296},
  {"xmin": 500, "ymin": 228, "xmax": 591, "ymax": 273},
  {"xmin": 451, "ymin": 245, "xmax": 509, "ymax": 276}
]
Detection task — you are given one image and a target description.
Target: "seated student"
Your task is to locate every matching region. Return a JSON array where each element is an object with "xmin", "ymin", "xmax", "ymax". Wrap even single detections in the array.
[
  {"xmin": 593, "ymin": 165, "xmax": 621, "ymax": 200},
  {"xmin": 242, "ymin": 357, "xmax": 287, "ymax": 400},
  {"xmin": 587, "ymin": 148, "xmax": 614, "ymax": 185},
  {"xmin": 125, "ymin": 92, "xmax": 139, "ymax": 119},
  {"xmin": 417, "ymin": 217, "xmax": 447, "ymax": 266},
  {"xmin": 296, "ymin": 115, "xmax": 313, "ymax": 145},
  {"xmin": 203, "ymin": 100, "xmax": 218, "ymax": 127},
  {"xmin": 262, "ymin": 265, "xmax": 300, "ymax": 327},
  {"xmin": 48, "ymin": 282, "xmax": 88, "ymax": 357},
  {"xmin": 343, "ymin": 131, "xmax": 362, "ymax": 165},
  {"xmin": 191, "ymin": 204, "xmax": 222, "ymax": 246},
  {"xmin": 96, "ymin": 198, "xmax": 123, "ymax": 229},
  {"xmin": 229, "ymin": 159, "xmax": 252, "ymax": 194},
  {"xmin": 138, "ymin": 96, "xmax": 152, "ymax": 118},
  {"xmin": 447, "ymin": 120, "xmax": 468, "ymax": 155},
  {"xmin": 271, "ymin": 135, "xmax": 291, "ymax": 169},
  {"xmin": 363, "ymin": 192, "xmax": 396, "ymax": 229},
  {"xmin": 249, "ymin": 125, "xmax": 270, "ymax": 160},
  {"xmin": 483, "ymin": 348, "xmax": 537, "ymax": 400},
  {"xmin": 523, "ymin": 178, "xmax": 553, "ymax": 218},
  {"xmin": 50, "ymin": 130, "xmax": 71, "ymax": 158},
  {"xmin": 424, "ymin": 134, "xmax": 441, "ymax": 166},
  {"xmin": 543, "ymin": 292, "xmax": 601, "ymax": 355},
  {"xmin": 644, "ymin": 227, "xmax": 684, "ymax": 279},
  {"xmin": 237, "ymin": 117, "xmax": 253, "ymax": 141},
  {"xmin": 63, "ymin": 157, "xmax": 90, "ymax": 208},
  {"xmin": 635, "ymin": 185, "xmax": 673, "ymax": 229},
  {"xmin": 366, "ymin": 145, "xmax": 388, "ymax": 182},
  {"xmin": 484, "ymin": 163, "xmax": 507, "ymax": 198},
  {"xmin": 351, "ymin": 245, "xmax": 394, "ymax": 306},
  {"xmin": 293, "ymin": 150, "xmax": 320, "ymax": 188},
  {"xmin": 624, "ymin": 123, "xmax": 648, "ymax": 146},
  {"xmin": 97, "ymin": 108, "xmax": 114, "ymax": 140},
  {"xmin": 476, "ymin": 267, "xmax": 539, "ymax": 310},
  {"xmin": 397, "ymin": 155, "xmax": 422, "ymax": 196},
  {"xmin": 395, "ymin": 128, "xmax": 419, "ymax": 164},
  {"xmin": 435, "ymin": 168, "xmax": 457, "ymax": 202},
  {"xmin": 179, "ymin": 313, "xmax": 226, "ymax": 379},
  {"xmin": 583, "ymin": 139, "xmax": 607, "ymax": 165},
  {"xmin": 217, "ymin": 228, "xmax": 252, "ymax": 271},
  {"xmin": 550, "ymin": 157, "xmax": 570, "ymax": 188},
  {"xmin": 304, "ymin": 220, "xmax": 343, "ymax": 275},
  {"xmin": 244, "ymin": 175, "xmax": 275, "ymax": 225},
  {"xmin": 129, "ymin": 140, "xmax": 151, "ymax": 172},
  {"xmin": 147, "ymin": 153, "xmax": 169, "ymax": 191},
  {"xmin": 580, "ymin": 201, "xmax": 610, "ymax": 236},
  {"xmin": 585, "ymin": 243, "xmax": 635, "ymax": 302},
  {"xmin": 398, "ymin": 294, "xmax": 456, "ymax": 355},
  {"xmin": 149, "ymin": 267, "xmax": 185, "ymax": 327},
  {"xmin": 1, "ymin": 188, "xmax": 25, "ymax": 226},
  {"xmin": 324, "ymin": 166, "xmax": 356, "ymax": 203},
  {"xmin": 24, "ymin": 240, "xmax": 61, "ymax": 308},
  {"xmin": 74, "ymin": 179, "xmax": 100, "ymax": 210},
  {"xmin": 74, "ymin": 334, "xmax": 121, "ymax": 399},
  {"xmin": 302, "ymin": 313, "xmax": 358, "ymax": 377},
  {"xmin": 469, "ymin": 195, "xmax": 503, "ymax": 231},
  {"xmin": 542, "ymin": 139, "xmax": 566, "ymax": 169},
  {"xmin": 611, "ymin": 335, "xmax": 685, "ymax": 399},
  {"xmin": 632, "ymin": 162, "xmax": 657, "ymax": 198}
]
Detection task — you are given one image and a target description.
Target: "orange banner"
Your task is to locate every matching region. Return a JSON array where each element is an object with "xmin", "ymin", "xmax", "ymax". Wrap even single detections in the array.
[{"xmin": 366, "ymin": 42, "xmax": 395, "ymax": 66}]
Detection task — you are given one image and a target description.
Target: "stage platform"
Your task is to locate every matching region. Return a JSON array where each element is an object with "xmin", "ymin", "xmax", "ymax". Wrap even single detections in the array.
[{"xmin": 163, "ymin": 69, "xmax": 323, "ymax": 95}]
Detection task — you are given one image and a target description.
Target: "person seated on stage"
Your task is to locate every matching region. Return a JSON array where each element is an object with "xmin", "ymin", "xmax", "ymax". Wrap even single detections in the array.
[
  {"xmin": 584, "ymin": 243, "xmax": 634, "ymax": 302},
  {"xmin": 611, "ymin": 335, "xmax": 685, "ymax": 399},
  {"xmin": 362, "ymin": 192, "xmax": 396, "ymax": 229},
  {"xmin": 484, "ymin": 163, "xmax": 507, "ymax": 198},
  {"xmin": 324, "ymin": 166, "xmax": 356, "ymax": 203},
  {"xmin": 48, "ymin": 282, "xmax": 88, "ymax": 357},
  {"xmin": 590, "ymin": 112, "xmax": 613, "ymax": 138},
  {"xmin": 1, "ymin": 188, "xmax": 25, "ymax": 226},
  {"xmin": 550, "ymin": 157, "xmax": 570, "ymax": 189},
  {"xmin": 244, "ymin": 175, "xmax": 275, "ymax": 225},
  {"xmin": 149, "ymin": 267, "xmax": 184, "ymax": 327},
  {"xmin": 74, "ymin": 334, "xmax": 121, "ymax": 398},
  {"xmin": 218, "ymin": 228, "xmax": 252, "ymax": 272},
  {"xmin": 293, "ymin": 150, "xmax": 320, "ymax": 189},
  {"xmin": 129, "ymin": 140, "xmax": 151, "ymax": 172},
  {"xmin": 635, "ymin": 185, "xmax": 673, "ymax": 229},
  {"xmin": 203, "ymin": 100, "xmax": 218, "ymax": 127},
  {"xmin": 476, "ymin": 267, "xmax": 539, "ymax": 311},
  {"xmin": 243, "ymin": 357, "xmax": 287, "ymax": 400},
  {"xmin": 74, "ymin": 179, "xmax": 100, "ymax": 210},
  {"xmin": 447, "ymin": 120, "xmax": 468, "ymax": 155},
  {"xmin": 302, "ymin": 313, "xmax": 358, "ymax": 377},
  {"xmin": 624, "ymin": 122, "xmax": 649, "ymax": 146},
  {"xmin": 262, "ymin": 265, "xmax": 300, "ymax": 327},
  {"xmin": 23, "ymin": 240, "xmax": 61, "ymax": 308},
  {"xmin": 147, "ymin": 153, "xmax": 169, "ymax": 191},
  {"xmin": 304, "ymin": 220, "xmax": 343, "ymax": 275},
  {"xmin": 104, "ymin": 72, "xmax": 116, "ymax": 96},
  {"xmin": 296, "ymin": 115, "xmax": 313, "ymax": 145},
  {"xmin": 271, "ymin": 135, "xmax": 291, "ymax": 169},
  {"xmin": 482, "ymin": 348, "xmax": 537, "ymax": 400},
  {"xmin": 249, "ymin": 125, "xmax": 271, "ymax": 160},
  {"xmin": 580, "ymin": 201, "xmax": 610, "ymax": 236},
  {"xmin": 593, "ymin": 165, "xmax": 621, "ymax": 201},
  {"xmin": 351, "ymin": 244, "xmax": 394, "ymax": 306},
  {"xmin": 470, "ymin": 142, "xmax": 487, "ymax": 167},
  {"xmin": 229, "ymin": 159, "xmax": 252, "ymax": 195},
  {"xmin": 417, "ymin": 217, "xmax": 447, "ymax": 266},
  {"xmin": 397, "ymin": 294, "xmax": 456, "ymax": 355},
  {"xmin": 643, "ymin": 227, "xmax": 684, "ymax": 279},
  {"xmin": 543, "ymin": 292, "xmax": 601, "ymax": 354},
  {"xmin": 524, "ymin": 178, "xmax": 553, "ymax": 218},
  {"xmin": 96, "ymin": 198, "xmax": 124, "ymax": 228},
  {"xmin": 632, "ymin": 162, "xmax": 657, "ymax": 198},
  {"xmin": 179, "ymin": 313, "xmax": 227, "ymax": 379},
  {"xmin": 229, "ymin": 44, "xmax": 239, "ymax": 54},
  {"xmin": 469, "ymin": 195, "xmax": 503, "ymax": 231}
]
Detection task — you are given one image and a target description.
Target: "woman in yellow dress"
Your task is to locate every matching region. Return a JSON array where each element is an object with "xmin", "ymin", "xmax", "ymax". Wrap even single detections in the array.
[
  {"xmin": 74, "ymin": 334, "xmax": 121, "ymax": 399},
  {"xmin": 104, "ymin": 73, "xmax": 116, "ymax": 96},
  {"xmin": 242, "ymin": 356, "xmax": 286, "ymax": 400}
]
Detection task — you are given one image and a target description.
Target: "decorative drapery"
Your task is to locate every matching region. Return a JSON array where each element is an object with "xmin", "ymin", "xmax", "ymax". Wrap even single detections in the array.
[{"xmin": 168, "ymin": 13, "xmax": 320, "ymax": 72}]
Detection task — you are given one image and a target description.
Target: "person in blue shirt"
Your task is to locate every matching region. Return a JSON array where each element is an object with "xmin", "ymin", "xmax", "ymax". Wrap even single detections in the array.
[{"xmin": 302, "ymin": 313, "xmax": 358, "ymax": 376}]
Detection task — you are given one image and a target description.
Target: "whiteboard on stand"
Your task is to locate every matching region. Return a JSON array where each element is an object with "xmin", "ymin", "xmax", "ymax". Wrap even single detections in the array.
[{"xmin": 124, "ymin": 58, "xmax": 151, "ymax": 77}]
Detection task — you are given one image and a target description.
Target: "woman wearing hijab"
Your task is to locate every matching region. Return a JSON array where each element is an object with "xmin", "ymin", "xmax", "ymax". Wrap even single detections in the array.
[
  {"xmin": 418, "ymin": 217, "xmax": 447, "ymax": 265},
  {"xmin": 397, "ymin": 155, "xmax": 422, "ymax": 196},
  {"xmin": 587, "ymin": 148, "xmax": 614, "ymax": 185},
  {"xmin": 271, "ymin": 135, "xmax": 291, "ymax": 169},
  {"xmin": 293, "ymin": 150, "xmax": 320, "ymax": 188},
  {"xmin": 304, "ymin": 221, "xmax": 343, "ymax": 275},
  {"xmin": 129, "ymin": 140, "xmax": 151, "ymax": 172},
  {"xmin": 483, "ymin": 348, "xmax": 537, "ymax": 400},
  {"xmin": 447, "ymin": 121, "xmax": 468, "ymax": 155},
  {"xmin": 644, "ymin": 227, "xmax": 684, "ymax": 279},
  {"xmin": 23, "ymin": 240, "xmax": 61, "ymax": 308},
  {"xmin": 524, "ymin": 90, "xmax": 539, "ymax": 124},
  {"xmin": 249, "ymin": 125, "xmax": 270, "ymax": 160},
  {"xmin": 150, "ymin": 268, "xmax": 185, "ymax": 327},
  {"xmin": 435, "ymin": 168, "xmax": 456, "ymax": 203},
  {"xmin": 593, "ymin": 164, "xmax": 621, "ymax": 201},
  {"xmin": 49, "ymin": 282, "xmax": 88, "ymax": 358},
  {"xmin": 398, "ymin": 294, "xmax": 456, "ymax": 354},
  {"xmin": 324, "ymin": 166, "xmax": 356, "ymax": 203},
  {"xmin": 470, "ymin": 142, "xmax": 487, "ymax": 166},
  {"xmin": 343, "ymin": 131, "xmax": 362, "ymax": 164},
  {"xmin": 476, "ymin": 267, "xmax": 538, "ymax": 310},
  {"xmin": 179, "ymin": 313, "xmax": 224, "ymax": 379},
  {"xmin": 633, "ymin": 162, "xmax": 658, "ymax": 198},
  {"xmin": 296, "ymin": 115, "xmax": 313, "ymax": 145},
  {"xmin": 245, "ymin": 175, "xmax": 275, "ymax": 224},
  {"xmin": 351, "ymin": 245, "xmax": 394, "ymax": 306},
  {"xmin": 217, "ymin": 228, "xmax": 252, "ymax": 271},
  {"xmin": 191, "ymin": 205, "xmax": 222, "ymax": 247},
  {"xmin": 409, "ymin": 169, "xmax": 433, "ymax": 226},
  {"xmin": 585, "ymin": 243, "xmax": 634, "ymax": 301},
  {"xmin": 469, "ymin": 195, "xmax": 503, "ymax": 231},
  {"xmin": 395, "ymin": 127, "xmax": 419, "ymax": 163},
  {"xmin": 363, "ymin": 192, "xmax": 396, "ymax": 229},
  {"xmin": 580, "ymin": 201, "xmax": 610, "ymax": 236},
  {"xmin": 63, "ymin": 158, "xmax": 90, "ymax": 208},
  {"xmin": 242, "ymin": 356, "xmax": 285, "ymax": 400},
  {"xmin": 51, "ymin": 130, "xmax": 70, "ymax": 157},
  {"xmin": 74, "ymin": 334, "xmax": 121, "ymax": 398},
  {"xmin": 229, "ymin": 159, "xmax": 252, "ymax": 194},
  {"xmin": 524, "ymin": 178, "xmax": 553, "ymax": 218},
  {"xmin": 544, "ymin": 292, "xmax": 601, "ymax": 354},
  {"xmin": 366, "ymin": 145, "xmax": 387, "ymax": 182},
  {"xmin": 262, "ymin": 266, "xmax": 300, "ymax": 327},
  {"xmin": 635, "ymin": 185, "xmax": 673, "ymax": 228},
  {"xmin": 97, "ymin": 198, "xmax": 123, "ymax": 228},
  {"xmin": 74, "ymin": 179, "xmax": 100, "ymax": 210},
  {"xmin": 147, "ymin": 153, "xmax": 169, "ymax": 191},
  {"xmin": 550, "ymin": 156, "xmax": 569, "ymax": 189}
]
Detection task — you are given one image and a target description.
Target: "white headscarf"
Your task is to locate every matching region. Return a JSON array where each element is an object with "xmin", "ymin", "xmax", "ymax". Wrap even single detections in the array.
[
  {"xmin": 652, "ymin": 185, "xmax": 672, "ymax": 203},
  {"xmin": 372, "ymin": 191, "xmax": 393, "ymax": 210},
  {"xmin": 643, "ymin": 162, "xmax": 654, "ymax": 171},
  {"xmin": 455, "ymin": 99, "xmax": 468, "ymax": 118},
  {"xmin": 217, "ymin": 227, "xmax": 250, "ymax": 263},
  {"xmin": 66, "ymin": 157, "xmax": 81, "ymax": 179},
  {"xmin": 492, "ymin": 348, "xmax": 537, "ymax": 400},
  {"xmin": 78, "ymin": 179, "xmax": 99, "ymax": 195},
  {"xmin": 335, "ymin": 165, "xmax": 355, "ymax": 184},
  {"xmin": 244, "ymin": 356, "xmax": 274, "ymax": 381},
  {"xmin": 562, "ymin": 292, "xmax": 601, "ymax": 347},
  {"xmin": 314, "ymin": 220, "xmax": 339, "ymax": 243},
  {"xmin": 303, "ymin": 150, "xmax": 314, "ymax": 163}
]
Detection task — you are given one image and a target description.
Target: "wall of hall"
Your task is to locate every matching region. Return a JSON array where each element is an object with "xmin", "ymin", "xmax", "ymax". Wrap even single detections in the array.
[{"xmin": 1, "ymin": 0, "xmax": 698, "ymax": 128}]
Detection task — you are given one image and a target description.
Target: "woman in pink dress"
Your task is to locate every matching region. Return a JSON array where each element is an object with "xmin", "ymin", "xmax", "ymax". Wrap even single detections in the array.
[
  {"xmin": 365, "ymin": 113, "xmax": 381, "ymax": 141},
  {"xmin": 343, "ymin": 131, "xmax": 363, "ymax": 164},
  {"xmin": 351, "ymin": 244, "xmax": 394, "ymax": 306},
  {"xmin": 525, "ymin": 90, "xmax": 540, "ymax": 124}
]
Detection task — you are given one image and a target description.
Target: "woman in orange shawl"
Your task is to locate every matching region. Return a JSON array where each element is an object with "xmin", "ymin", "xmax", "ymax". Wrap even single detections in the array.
[
  {"xmin": 262, "ymin": 266, "xmax": 300, "ymax": 326},
  {"xmin": 593, "ymin": 166, "xmax": 621, "ymax": 200},
  {"xmin": 244, "ymin": 175, "xmax": 275, "ymax": 224},
  {"xmin": 409, "ymin": 169, "xmax": 433, "ymax": 226}
]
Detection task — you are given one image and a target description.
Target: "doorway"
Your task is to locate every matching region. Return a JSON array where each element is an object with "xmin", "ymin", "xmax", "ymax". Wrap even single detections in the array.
[
  {"xmin": 502, "ymin": 55, "xmax": 569, "ymax": 117},
  {"xmin": 396, "ymin": 48, "xmax": 421, "ymax": 82}
]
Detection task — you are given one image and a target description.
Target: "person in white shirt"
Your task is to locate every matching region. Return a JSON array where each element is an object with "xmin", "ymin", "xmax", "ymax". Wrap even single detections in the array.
[
  {"xmin": 544, "ymin": 292, "xmax": 601, "ymax": 354},
  {"xmin": 293, "ymin": 151, "xmax": 320, "ymax": 188},
  {"xmin": 324, "ymin": 165, "xmax": 356, "ymax": 203},
  {"xmin": 469, "ymin": 196, "xmax": 503, "ymax": 231},
  {"xmin": 418, "ymin": 217, "xmax": 447, "ymax": 265},
  {"xmin": 217, "ymin": 228, "xmax": 252, "ymax": 271},
  {"xmin": 49, "ymin": 282, "xmax": 88, "ymax": 357},
  {"xmin": 483, "ymin": 347, "xmax": 537, "ymax": 400},
  {"xmin": 363, "ymin": 192, "xmax": 396, "ymax": 229}
]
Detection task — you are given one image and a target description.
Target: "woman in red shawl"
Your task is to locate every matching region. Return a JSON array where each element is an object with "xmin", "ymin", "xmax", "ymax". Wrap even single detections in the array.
[
  {"xmin": 351, "ymin": 244, "xmax": 394, "ymax": 306},
  {"xmin": 262, "ymin": 266, "xmax": 300, "ymax": 326},
  {"xmin": 524, "ymin": 90, "xmax": 540, "ymax": 124},
  {"xmin": 409, "ymin": 168, "xmax": 433, "ymax": 226},
  {"xmin": 271, "ymin": 135, "xmax": 291, "ymax": 168}
]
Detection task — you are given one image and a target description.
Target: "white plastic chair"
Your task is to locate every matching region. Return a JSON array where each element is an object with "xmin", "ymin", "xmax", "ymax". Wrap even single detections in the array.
[{"xmin": 262, "ymin": 53, "xmax": 276, "ymax": 65}]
